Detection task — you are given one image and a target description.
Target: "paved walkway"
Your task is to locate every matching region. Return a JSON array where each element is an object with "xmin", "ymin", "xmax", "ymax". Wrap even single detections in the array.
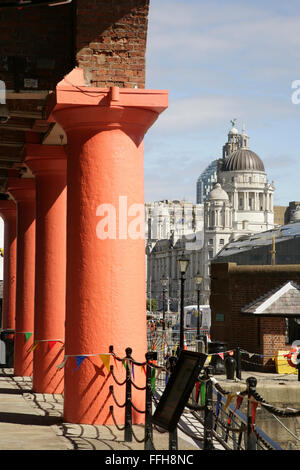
[{"xmin": 0, "ymin": 369, "xmax": 214, "ymax": 451}]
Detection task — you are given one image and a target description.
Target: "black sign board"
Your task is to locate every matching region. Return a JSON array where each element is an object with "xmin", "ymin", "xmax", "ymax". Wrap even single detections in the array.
[{"xmin": 152, "ymin": 350, "xmax": 207, "ymax": 432}]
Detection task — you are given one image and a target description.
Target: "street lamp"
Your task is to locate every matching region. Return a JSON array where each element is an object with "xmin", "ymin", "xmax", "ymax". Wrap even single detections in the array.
[
  {"xmin": 177, "ymin": 255, "xmax": 189, "ymax": 351},
  {"xmin": 160, "ymin": 274, "xmax": 168, "ymax": 330},
  {"xmin": 194, "ymin": 272, "xmax": 203, "ymax": 348}
]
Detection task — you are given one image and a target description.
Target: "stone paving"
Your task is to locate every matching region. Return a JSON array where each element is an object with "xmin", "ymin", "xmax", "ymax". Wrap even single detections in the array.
[{"xmin": 0, "ymin": 369, "xmax": 214, "ymax": 451}]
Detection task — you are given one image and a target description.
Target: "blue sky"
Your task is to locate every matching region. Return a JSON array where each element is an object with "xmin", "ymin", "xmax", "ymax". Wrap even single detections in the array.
[{"xmin": 144, "ymin": 0, "xmax": 300, "ymax": 206}]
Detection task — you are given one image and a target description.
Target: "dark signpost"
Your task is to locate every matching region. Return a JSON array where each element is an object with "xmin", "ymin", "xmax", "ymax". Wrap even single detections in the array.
[{"xmin": 152, "ymin": 350, "xmax": 207, "ymax": 432}]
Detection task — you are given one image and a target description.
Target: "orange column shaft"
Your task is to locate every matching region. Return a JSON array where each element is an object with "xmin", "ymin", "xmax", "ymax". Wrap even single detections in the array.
[
  {"xmin": 50, "ymin": 73, "xmax": 168, "ymax": 425},
  {"xmin": 25, "ymin": 144, "xmax": 66, "ymax": 394},
  {"xmin": 0, "ymin": 201, "xmax": 17, "ymax": 331},
  {"xmin": 7, "ymin": 178, "xmax": 36, "ymax": 377}
]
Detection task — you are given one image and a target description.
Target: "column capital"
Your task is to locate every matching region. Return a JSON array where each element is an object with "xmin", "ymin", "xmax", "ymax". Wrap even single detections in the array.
[
  {"xmin": 47, "ymin": 68, "xmax": 168, "ymax": 143},
  {"xmin": 25, "ymin": 144, "xmax": 67, "ymax": 176},
  {"xmin": 7, "ymin": 178, "xmax": 36, "ymax": 203}
]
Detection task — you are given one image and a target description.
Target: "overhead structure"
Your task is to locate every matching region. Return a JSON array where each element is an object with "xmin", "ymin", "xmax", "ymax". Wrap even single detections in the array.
[{"xmin": 0, "ymin": 0, "xmax": 168, "ymax": 425}]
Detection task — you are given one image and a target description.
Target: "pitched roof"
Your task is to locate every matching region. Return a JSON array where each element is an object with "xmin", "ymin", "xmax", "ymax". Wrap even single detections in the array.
[{"xmin": 241, "ymin": 281, "xmax": 300, "ymax": 317}]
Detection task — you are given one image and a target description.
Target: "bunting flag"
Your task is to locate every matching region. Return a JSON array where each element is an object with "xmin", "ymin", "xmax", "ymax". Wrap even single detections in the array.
[
  {"xmin": 228, "ymin": 395, "xmax": 244, "ymax": 424},
  {"xmin": 98, "ymin": 354, "xmax": 111, "ymax": 373},
  {"xmin": 73, "ymin": 355, "xmax": 86, "ymax": 372},
  {"xmin": 141, "ymin": 365, "xmax": 146, "ymax": 376},
  {"xmin": 218, "ymin": 352, "xmax": 224, "ymax": 360},
  {"xmin": 165, "ymin": 372, "xmax": 169, "ymax": 385},
  {"xmin": 251, "ymin": 401, "xmax": 258, "ymax": 431},
  {"xmin": 224, "ymin": 393, "xmax": 236, "ymax": 411},
  {"xmin": 131, "ymin": 362, "xmax": 135, "ymax": 381},
  {"xmin": 215, "ymin": 393, "xmax": 222, "ymax": 419},
  {"xmin": 194, "ymin": 381, "xmax": 200, "ymax": 402},
  {"xmin": 48, "ymin": 341, "xmax": 57, "ymax": 351},
  {"xmin": 25, "ymin": 332, "xmax": 33, "ymax": 342},
  {"xmin": 200, "ymin": 382, "xmax": 206, "ymax": 406},
  {"xmin": 207, "ymin": 355, "xmax": 212, "ymax": 363},
  {"xmin": 57, "ymin": 356, "xmax": 68, "ymax": 369},
  {"xmin": 151, "ymin": 368, "xmax": 156, "ymax": 392}
]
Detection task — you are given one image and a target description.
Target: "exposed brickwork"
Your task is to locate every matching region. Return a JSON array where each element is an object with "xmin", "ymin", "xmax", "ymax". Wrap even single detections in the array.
[
  {"xmin": 0, "ymin": 1, "xmax": 149, "ymax": 91},
  {"xmin": 76, "ymin": 0, "xmax": 149, "ymax": 88},
  {"xmin": 210, "ymin": 263, "xmax": 300, "ymax": 370}
]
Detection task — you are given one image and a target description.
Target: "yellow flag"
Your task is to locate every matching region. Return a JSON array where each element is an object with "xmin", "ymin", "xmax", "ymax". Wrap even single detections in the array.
[
  {"xmin": 99, "ymin": 354, "xmax": 111, "ymax": 373},
  {"xmin": 224, "ymin": 393, "xmax": 236, "ymax": 411}
]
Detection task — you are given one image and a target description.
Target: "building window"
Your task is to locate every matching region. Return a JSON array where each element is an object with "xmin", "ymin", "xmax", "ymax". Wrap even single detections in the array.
[
  {"xmin": 208, "ymin": 250, "xmax": 214, "ymax": 259},
  {"xmin": 219, "ymin": 239, "xmax": 224, "ymax": 245},
  {"xmin": 208, "ymin": 239, "xmax": 213, "ymax": 245}
]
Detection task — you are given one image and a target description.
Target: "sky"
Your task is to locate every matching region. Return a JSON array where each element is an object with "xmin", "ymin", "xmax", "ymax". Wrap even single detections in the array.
[{"xmin": 143, "ymin": 0, "xmax": 300, "ymax": 206}]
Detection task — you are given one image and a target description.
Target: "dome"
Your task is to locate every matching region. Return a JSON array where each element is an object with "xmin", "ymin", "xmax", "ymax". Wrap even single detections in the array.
[
  {"xmin": 229, "ymin": 127, "xmax": 238, "ymax": 135},
  {"xmin": 208, "ymin": 183, "xmax": 229, "ymax": 201},
  {"xmin": 222, "ymin": 148, "xmax": 265, "ymax": 172}
]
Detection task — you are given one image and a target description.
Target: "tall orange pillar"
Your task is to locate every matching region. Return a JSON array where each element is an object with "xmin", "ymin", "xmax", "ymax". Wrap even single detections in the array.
[
  {"xmin": 25, "ymin": 144, "xmax": 66, "ymax": 394},
  {"xmin": 0, "ymin": 200, "xmax": 17, "ymax": 331},
  {"xmin": 49, "ymin": 69, "xmax": 168, "ymax": 424},
  {"xmin": 7, "ymin": 178, "xmax": 36, "ymax": 377}
]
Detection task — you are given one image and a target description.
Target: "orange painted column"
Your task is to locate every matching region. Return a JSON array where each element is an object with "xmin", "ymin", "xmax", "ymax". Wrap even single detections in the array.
[
  {"xmin": 49, "ymin": 69, "xmax": 168, "ymax": 424},
  {"xmin": 7, "ymin": 178, "xmax": 36, "ymax": 377},
  {"xmin": 25, "ymin": 144, "xmax": 66, "ymax": 394},
  {"xmin": 0, "ymin": 200, "xmax": 17, "ymax": 331}
]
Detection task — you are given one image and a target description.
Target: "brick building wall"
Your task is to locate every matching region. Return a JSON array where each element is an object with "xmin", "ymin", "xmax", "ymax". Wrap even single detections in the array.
[
  {"xmin": 0, "ymin": 0, "xmax": 149, "ymax": 91},
  {"xmin": 210, "ymin": 263, "xmax": 300, "ymax": 370},
  {"xmin": 76, "ymin": 0, "xmax": 149, "ymax": 88}
]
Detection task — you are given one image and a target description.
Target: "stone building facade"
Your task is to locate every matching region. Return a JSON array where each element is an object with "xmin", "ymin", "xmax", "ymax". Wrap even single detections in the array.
[{"xmin": 146, "ymin": 122, "xmax": 275, "ymax": 310}]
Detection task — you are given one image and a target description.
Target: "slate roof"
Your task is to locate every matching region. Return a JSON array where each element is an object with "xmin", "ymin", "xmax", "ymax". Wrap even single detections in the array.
[{"xmin": 241, "ymin": 281, "xmax": 300, "ymax": 317}]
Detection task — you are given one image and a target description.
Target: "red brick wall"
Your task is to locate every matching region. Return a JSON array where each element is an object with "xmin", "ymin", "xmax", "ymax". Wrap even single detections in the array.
[
  {"xmin": 0, "ymin": 1, "xmax": 149, "ymax": 90},
  {"xmin": 76, "ymin": 0, "xmax": 150, "ymax": 88},
  {"xmin": 210, "ymin": 263, "xmax": 300, "ymax": 370}
]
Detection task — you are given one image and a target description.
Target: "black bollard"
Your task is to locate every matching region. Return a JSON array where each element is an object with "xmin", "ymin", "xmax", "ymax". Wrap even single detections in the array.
[
  {"xmin": 246, "ymin": 376, "xmax": 258, "ymax": 450},
  {"xmin": 225, "ymin": 354, "xmax": 237, "ymax": 380},
  {"xmin": 235, "ymin": 347, "xmax": 242, "ymax": 380}
]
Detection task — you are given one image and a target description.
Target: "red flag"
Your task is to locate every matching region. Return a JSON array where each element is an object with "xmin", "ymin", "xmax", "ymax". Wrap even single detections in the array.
[
  {"xmin": 251, "ymin": 402, "xmax": 258, "ymax": 431},
  {"xmin": 48, "ymin": 341, "xmax": 57, "ymax": 351}
]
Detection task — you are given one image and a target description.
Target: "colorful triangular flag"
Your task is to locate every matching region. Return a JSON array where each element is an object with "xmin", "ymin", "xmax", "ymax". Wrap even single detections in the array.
[
  {"xmin": 48, "ymin": 341, "xmax": 57, "ymax": 351},
  {"xmin": 73, "ymin": 355, "xmax": 86, "ymax": 372},
  {"xmin": 25, "ymin": 332, "xmax": 33, "ymax": 342},
  {"xmin": 99, "ymin": 354, "xmax": 111, "ymax": 373}
]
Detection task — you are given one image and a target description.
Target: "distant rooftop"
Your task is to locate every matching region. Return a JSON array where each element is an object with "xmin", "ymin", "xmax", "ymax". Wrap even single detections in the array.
[{"xmin": 215, "ymin": 222, "xmax": 300, "ymax": 259}]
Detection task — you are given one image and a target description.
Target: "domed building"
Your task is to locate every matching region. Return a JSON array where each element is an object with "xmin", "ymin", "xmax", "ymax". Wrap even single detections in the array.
[
  {"xmin": 146, "ymin": 122, "xmax": 276, "ymax": 309},
  {"xmin": 219, "ymin": 122, "xmax": 275, "ymax": 237}
]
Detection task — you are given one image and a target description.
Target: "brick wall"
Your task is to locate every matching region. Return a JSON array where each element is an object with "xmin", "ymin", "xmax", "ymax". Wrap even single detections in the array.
[
  {"xmin": 0, "ymin": 0, "xmax": 149, "ymax": 90},
  {"xmin": 76, "ymin": 0, "xmax": 150, "ymax": 88},
  {"xmin": 210, "ymin": 263, "xmax": 300, "ymax": 370}
]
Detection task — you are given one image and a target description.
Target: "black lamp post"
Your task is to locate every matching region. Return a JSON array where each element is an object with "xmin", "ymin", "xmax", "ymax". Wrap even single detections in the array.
[
  {"xmin": 160, "ymin": 275, "xmax": 168, "ymax": 331},
  {"xmin": 177, "ymin": 256, "xmax": 189, "ymax": 351},
  {"xmin": 194, "ymin": 272, "xmax": 203, "ymax": 344}
]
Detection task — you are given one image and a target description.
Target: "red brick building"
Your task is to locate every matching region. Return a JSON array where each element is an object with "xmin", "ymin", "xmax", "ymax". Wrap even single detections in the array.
[{"xmin": 210, "ymin": 263, "xmax": 300, "ymax": 370}]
